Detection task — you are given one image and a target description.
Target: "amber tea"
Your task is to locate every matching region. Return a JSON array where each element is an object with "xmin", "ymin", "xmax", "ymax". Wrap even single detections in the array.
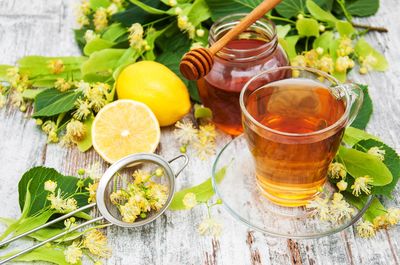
[{"xmin": 243, "ymin": 78, "xmax": 346, "ymax": 207}]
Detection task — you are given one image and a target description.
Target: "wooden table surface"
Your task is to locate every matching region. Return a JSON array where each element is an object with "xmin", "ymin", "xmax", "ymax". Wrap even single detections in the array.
[{"xmin": 0, "ymin": 0, "xmax": 399, "ymax": 264}]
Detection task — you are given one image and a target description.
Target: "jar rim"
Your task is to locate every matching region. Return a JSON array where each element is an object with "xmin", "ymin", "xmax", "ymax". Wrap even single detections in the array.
[{"xmin": 209, "ymin": 13, "xmax": 278, "ymax": 61}]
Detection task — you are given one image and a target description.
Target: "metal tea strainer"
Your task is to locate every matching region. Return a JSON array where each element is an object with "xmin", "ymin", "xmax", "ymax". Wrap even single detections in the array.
[{"xmin": 0, "ymin": 153, "xmax": 189, "ymax": 264}]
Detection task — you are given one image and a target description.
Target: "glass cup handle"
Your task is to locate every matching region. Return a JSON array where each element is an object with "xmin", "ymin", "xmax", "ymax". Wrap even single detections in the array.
[{"xmin": 342, "ymin": 83, "xmax": 364, "ymax": 126}]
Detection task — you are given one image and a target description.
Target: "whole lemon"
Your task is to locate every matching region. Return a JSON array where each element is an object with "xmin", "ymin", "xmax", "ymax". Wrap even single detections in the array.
[{"xmin": 116, "ymin": 61, "xmax": 191, "ymax": 126}]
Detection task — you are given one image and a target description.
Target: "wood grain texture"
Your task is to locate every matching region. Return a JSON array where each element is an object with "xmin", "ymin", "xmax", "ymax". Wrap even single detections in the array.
[{"xmin": 0, "ymin": 0, "xmax": 399, "ymax": 265}]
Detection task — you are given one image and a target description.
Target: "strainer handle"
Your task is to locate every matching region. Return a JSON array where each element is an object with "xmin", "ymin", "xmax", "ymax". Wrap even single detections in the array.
[
  {"xmin": 168, "ymin": 154, "xmax": 189, "ymax": 177},
  {"xmin": 0, "ymin": 202, "xmax": 97, "ymax": 248},
  {"xmin": 0, "ymin": 216, "xmax": 105, "ymax": 264}
]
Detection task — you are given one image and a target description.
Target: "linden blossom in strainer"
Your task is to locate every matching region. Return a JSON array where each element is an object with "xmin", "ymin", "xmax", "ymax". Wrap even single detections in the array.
[{"xmin": 0, "ymin": 153, "xmax": 189, "ymax": 264}]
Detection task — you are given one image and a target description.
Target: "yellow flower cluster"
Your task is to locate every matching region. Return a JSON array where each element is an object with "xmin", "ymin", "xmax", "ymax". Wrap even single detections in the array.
[
  {"xmin": 0, "ymin": 67, "xmax": 31, "ymax": 111},
  {"xmin": 306, "ymin": 192, "xmax": 355, "ymax": 223},
  {"xmin": 177, "ymin": 15, "xmax": 196, "ymax": 39},
  {"xmin": 48, "ymin": 59, "xmax": 65, "ymax": 74},
  {"xmin": 44, "ymin": 180, "xmax": 78, "ymax": 213},
  {"xmin": 61, "ymin": 119, "xmax": 87, "ymax": 146},
  {"xmin": 291, "ymin": 37, "xmax": 356, "ymax": 76},
  {"xmin": 76, "ymin": 0, "xmax": 122, "ymax": 32},
  {"xmin": 64, "ymin": 229, "xmax": 111, "ymax": 264},
  {"xmin": 367, "ymin": 146, "xmax": 385, "ymax": 161},
  {"xmin": 127, "ymin": 23, "xmax": 150, "ymax": 51},
  {"xmin": 71, "ymin": 80, "xmax": 112, "ymax": 123},
  {"xmin": 358, "ymin": 54, "xmax": 378, "ymax": 74},
  {"xmin": 198, "ymin": 217, "xmax": 222, "ymax": 237},
  {"xmin": 37, "ymin": 78, "xmax": 112, "ymax": 142},
  {"xmin": 110, "ymin": 169, "xmax": 169, "ymax": 223},
  {"xmin": 174, "ymin": 119, "xmax": 217, "ymax": 160},
  {"xmin": 328, "ymin": 161, "xmax": 376, "ymax": 197},
  {"xmin": 357, "ymin": 208, "xmax": 400, "ymax": 238}
]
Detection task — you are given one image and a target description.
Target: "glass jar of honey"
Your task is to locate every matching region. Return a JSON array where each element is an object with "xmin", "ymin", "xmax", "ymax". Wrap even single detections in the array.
[{"xmin": 197, "ymin": 14, "xmax": 289, "ymax": 135}]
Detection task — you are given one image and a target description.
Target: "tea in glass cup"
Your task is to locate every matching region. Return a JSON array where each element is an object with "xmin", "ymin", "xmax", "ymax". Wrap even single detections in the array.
[{"xmin": 240, "ymin": 66, "xmax": 363, "ymax": 207}]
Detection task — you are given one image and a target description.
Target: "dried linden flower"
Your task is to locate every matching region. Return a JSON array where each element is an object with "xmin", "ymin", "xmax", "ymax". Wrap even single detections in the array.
[
  {"xmin": 87, "ymin": 182, "xmax": 99, "ymax": 203},
  {"xmin": 336, "ymin": 180, "xmax": 348, "ymax": 191},
  {"xmin": 356, "ymin": 220, "xmax": 376, "ymax": 238},
  {"xmin": 367, "ymin": 146, "xmax": 385, "ymax": 161},
  {"xmin": 306, "ymin": 196, "xmax": 331, "ymax": 221},
  {"xmin": 54, "ymin": 78, "xmax": 72, "ymax": 92},
  {"xmin": 328, "ymin": 162, "xmax": 347, "ymax": 179},
  {"xmin": 351, "ymin": 175, "xmax": 373, "ymax": 196},
  {"xmin": 83, "ymin": 230, "xmax": 111, "ymax": 258},
  {"xmin": 182, "ymin": 192, "xmax": 197, "ymax": 209},
  {"xmin": 198, "ymin": 218, "xmax": 222, "ymax": 237},
  {"xmin": 128, "ymin": 23, "xmax": 145, "ymax": 50},
  {"xmin": 65, "ymin": 119, "xmax": 86, "ymax": 142},
  {"xmin": 196, "ymin": 29, "xmax": 205, "ymax": 37},
  {"xmin": 174, "ymin": 120, "xmax": 198, "ymax": 145},
  {"xmin": 84, "ymin": 30, "xmax": 99, "ymax": 43},
  {"xmin": 47, "ymin": 59, "xmax": 65, "ymax": 74},
  {"xmin": 385, "ymin": 208, "xmax": 400, "ymax": 225},
  {"xmin": 93, "ymin": 7, "xmax": 108, "ymax": 32},
  {"xmin": 111, "ymin": 170, "xmax": 169, "ymax": 223},
  {"xmin": 330, "ymin": 192, "xmax": 355, "ymax": 223},
  {"xmin": 44, "ymin": 180, "xmax": 57, "ymax": 193},
  {"xmin": 177, "ymin": 15, "xmax": 195, "ymax": 39},
  {"xmin": 64, "ymin": 242, "xmax": 83, "ymax": 264},
  {"xmin": 73, "ymin": 99, "xmax": 92, "ymax": 120}
]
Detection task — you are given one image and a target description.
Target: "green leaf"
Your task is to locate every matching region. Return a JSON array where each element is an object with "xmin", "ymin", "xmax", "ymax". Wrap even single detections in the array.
[
  {"xmin": 350, "ymin": 84, "xmax": 372, "ymax": 130},
  {"xmin": 338, "ymin": 146, "xmax": 392, "ymax": 186},
  {"xmin": 0, "ymin": 64, "xmax": 13, "ymax": 81},
  {"xmin": 77, "ymin": 116, "xmax": 94, "ymax": 152},
  {"xmin": 32, "ymin": 89, "xmax": 81, "ymax": 118},
  {"xmin": 205, "ymin": 0, "xmax": 262, "ymax": 20},
  {"xmin": 335, "ymin": 20, "xmax": 355, "ymax": 36},
  {"xmin": 354, "ymin": 139, "xmax": 400, "ymax": 197},
  {"xmin": 1, "ymin": 244, "xmax": 74, "ymax": 265},
  {"xmin": 355, "ymin": 38, "xmax": 388, "ymax": 71},
  {"xmin": 13, "ymin": 210, "xmax": 53, "ymax": 236},
  {"xmin": 81, "ymin": 48, "xmax": 126, "ymax": 82},
  {"xmin": 194, "ymin": 105, "xmax": 212, "ymax": 119},
  {"xmin": 144, "ymin": 28, "xmax": 167, "ymax": 61},
  {"xmin": 102, "ymin": 23, "xmax": 128, "ymax": 42},
  {"xmin": 344, "ymin": 195, "xmax": 385, "ymax": 223},
  {"xmin": 306, "ymin": 0, "xmax": 337, "ymax": 25},
  {"xmin": 343, "ymin": 126, "xmax": 379, "ymax": 146},
  {"xmin": 346, "ymin": 0, "xmax": 379, "ymax": 17},
  {"xmin": 313, "ymin": 31, "xmax": 334, "ymax": 51},
  {"xmin": 276, "ymin": 25, "xmax": 291, "ymax": 39},
  {"xmin": 18, "ymin": 56, "xmax": 86, "ymax": 78},
  {"xmin": 281, "ymin": 35, "xmax": 300, "ymax": 59},
  {"xmin": 22, "ymin": 88, "xmax": 48, "ymax": 100},
  {"xmin": 113, "ymin": 47, "xmax": 140, "ymax": 80},
  {"xmin": 18, "ymin": 167, "xmax": 91, "ymax": 216},
  {"xmin": 84, "ymin": 38, "xmax": 115, "ymax": 56},
  {"xmin": 187, "ymin": 0, "xmax": 211, "ymax": 26},
  {"xmin": 169, "ymin": 166, "xmax": 227, "ymax": 210},
  {"xmin": 90, "ymin": 0, "xmax": 110, "ymax": 10},
  {"xmin": 111, "ymin": 1, "xmax": 168, "ymax": 28},
  {"xmin": 129, "ymin": 0, "xmax": 168, "ymax": 14},
  {"xmin": 275, "ymin": 0, "xmax": 306, "ymax": 18},
  {"xmin": 296, "ymin": 18, "xmax": 320, "ymax": 37}
]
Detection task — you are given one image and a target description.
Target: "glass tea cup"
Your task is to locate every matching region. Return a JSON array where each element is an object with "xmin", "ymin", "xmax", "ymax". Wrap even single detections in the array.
[{"xmin": 239, "ymin": 66, "xmax": 363, "ymax": 207}]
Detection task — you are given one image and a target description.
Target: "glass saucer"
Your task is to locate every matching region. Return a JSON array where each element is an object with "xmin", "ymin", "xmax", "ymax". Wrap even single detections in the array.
[{"xmin": 212, "ymin": 135, "xmax": 373, "ymax": 239}]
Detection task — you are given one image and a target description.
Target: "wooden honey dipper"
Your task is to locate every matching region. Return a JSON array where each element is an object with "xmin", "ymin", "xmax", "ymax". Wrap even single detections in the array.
[{"xmin": 179, "ymin": 0, "xmax": 282, "ymax": 80}]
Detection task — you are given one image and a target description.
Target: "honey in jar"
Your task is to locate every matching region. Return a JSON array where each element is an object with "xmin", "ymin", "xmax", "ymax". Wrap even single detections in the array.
[{"xmin": 197, "ymin": 14, "xmax": 289, "ymax": 135}]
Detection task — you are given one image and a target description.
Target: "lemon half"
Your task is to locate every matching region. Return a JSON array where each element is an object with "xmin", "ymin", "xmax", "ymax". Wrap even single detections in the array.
[{"xmin": 92, "ymin": 99, "xmax": 160, "ymax": 163}]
